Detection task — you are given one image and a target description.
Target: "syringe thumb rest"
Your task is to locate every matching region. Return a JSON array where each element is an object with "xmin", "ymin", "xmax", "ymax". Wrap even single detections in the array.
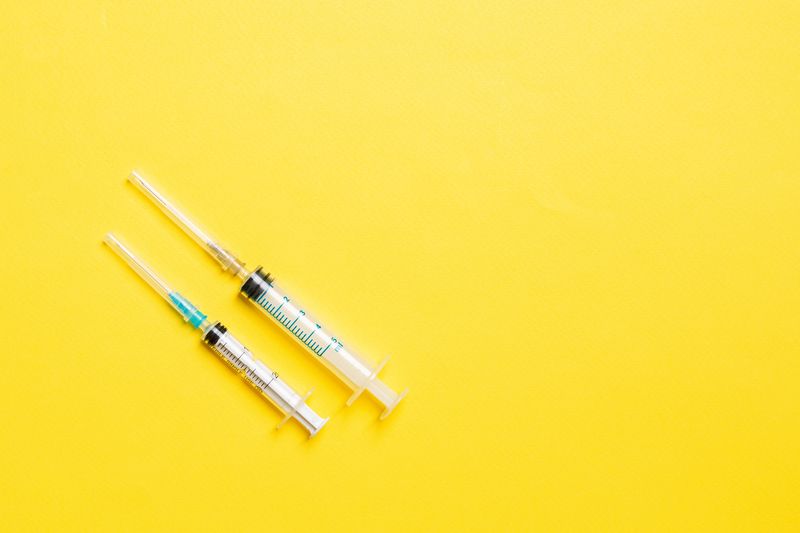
[
  {"xmin": 276, "ymin": 388, "xmax": 329, "ymax": 438},
  {"xmin": 346, "ymin": 356, "xmax": 408, "ymax": 420}
]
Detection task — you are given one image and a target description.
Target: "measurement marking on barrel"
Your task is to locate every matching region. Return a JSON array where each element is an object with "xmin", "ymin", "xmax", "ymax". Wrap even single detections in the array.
[{"xmin": 254, "ymin": 289, "xmax": 335, "ymax": 356}]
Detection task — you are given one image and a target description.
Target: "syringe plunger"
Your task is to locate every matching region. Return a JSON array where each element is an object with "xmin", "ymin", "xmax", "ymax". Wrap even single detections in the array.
[
  {"xmin": 104, "ymin": 233, "xmax": 327, "ymax": 437},
  {"xmin": 241, "ymin": 268, "xmax": 408, "ymax": 419},
  {"xmin": 127, "ymin": 171, "xmax": 407, "ymax": 418}
]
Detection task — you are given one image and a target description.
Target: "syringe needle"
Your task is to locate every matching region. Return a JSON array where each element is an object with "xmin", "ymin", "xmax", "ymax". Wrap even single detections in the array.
[
  {"xmin": 128, "ymin": 171, "xmax": 247, "ymax": 278},
  {"xmin": 128, "ymin": 172, "xmax": 408, "ymax": 419},
  {"xmin": 128, "ymin": 171, "xmax": 213, "ymax": 246},
  {"xmin": 104, "ymin": 233, "xmax": 173, "ymax": 300},
  {"xmin": 103, "ymin": 232, "xmax": 328, "ymax": 437},
  {"xmin": 104, "ymin": 232, "xmax": 207, "ymax": 328}
]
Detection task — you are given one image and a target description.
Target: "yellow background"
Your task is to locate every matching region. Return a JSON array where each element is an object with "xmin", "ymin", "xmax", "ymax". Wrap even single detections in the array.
[{"xmin": 1, "ymin": 1, "xmax": 799, "ymax": 531}]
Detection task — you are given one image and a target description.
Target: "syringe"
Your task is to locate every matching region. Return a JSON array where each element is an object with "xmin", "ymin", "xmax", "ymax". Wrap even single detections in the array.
[
  {"xmin": 103, "ymin": 233, "xmax": 328, "ymax": 437},
  {"xmin": 128, "ymin": 171, "xmax": 407, "ymax": 419}
]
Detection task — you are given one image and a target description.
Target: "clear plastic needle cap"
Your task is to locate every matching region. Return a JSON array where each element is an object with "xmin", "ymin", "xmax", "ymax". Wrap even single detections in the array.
[{"xmin": 128, "ymin": 171, "xmax": 247, "ymax": 278}]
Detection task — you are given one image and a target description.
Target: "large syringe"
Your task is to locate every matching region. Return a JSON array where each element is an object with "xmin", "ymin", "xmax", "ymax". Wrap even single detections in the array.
[
  {"xmin": 128, "ymin": 171, "xmax": 407, "ymax": 419},
  {"xmin": 104, "ymin": 233, "xmax": 328, "ymax": 437}
]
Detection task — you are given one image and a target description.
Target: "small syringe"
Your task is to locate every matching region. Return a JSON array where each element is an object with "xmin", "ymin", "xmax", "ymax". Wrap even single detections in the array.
[
  {"xmin": 128, "ymin": 171, "xmax": 407, "ymax": 419},
  {"xmin": 104, "ymin": 233, "xmax": 328, "ymax": 437}
]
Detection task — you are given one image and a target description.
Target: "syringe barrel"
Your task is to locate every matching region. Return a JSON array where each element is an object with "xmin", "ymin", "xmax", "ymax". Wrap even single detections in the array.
[
  {"xmin": 202, "ymin": 322, "xmax": 328, "ymax": 436},
  {"xmin": 240, "ymin": 268, "xmax": 406, "ymax": 419}
]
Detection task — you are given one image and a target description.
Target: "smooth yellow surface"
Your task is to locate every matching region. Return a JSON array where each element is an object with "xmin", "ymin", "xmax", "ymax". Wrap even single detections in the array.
[{"xmin": 1, "ymin": 2, "xmax": 799, "ymax": 531}]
